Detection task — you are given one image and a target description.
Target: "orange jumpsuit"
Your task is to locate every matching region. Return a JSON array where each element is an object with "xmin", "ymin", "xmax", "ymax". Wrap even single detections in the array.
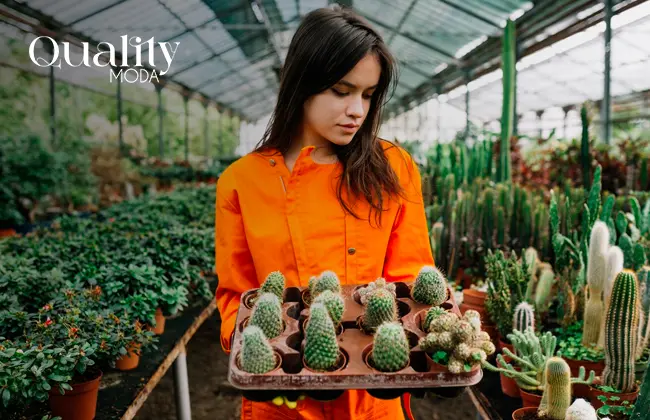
[{"xmin": 215, "ymin": 140, "xmax": 434, "ymax": 420}]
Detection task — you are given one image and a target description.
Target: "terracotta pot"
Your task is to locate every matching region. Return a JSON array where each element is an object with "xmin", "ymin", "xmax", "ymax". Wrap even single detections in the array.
[
  {"xmin": 498, "ymin": 356, "xmax": 521, "ymax": 398},
  {"xmin": 588, "ymin": 383, "xmax": 640, "ymax": 410},
  {"xmin": 512, "ymin": 407, "xmax": 537, "ymax": 420},
  {"xmin": 0, "ymin": 228, "xmax": 16, "ymax": 238},
  {"xmin": 519, "ymin": 388, "xmax": 542, "ymax": 408},
  {"xmin": 499, "ymin": 337, "xmax": 515, "ymax": 354},
  {"xmin": 149, "ymin": 308, "xmax": 166, "ymax": 335},
  {"xmin": 115, "ymin": 342, "xmax": 141, "ymax": 371},
  {"xmin": 462, "ymin": 289, "xmax": 487, "ymax": 307},
  {"xmin": 482, "ymin": 323, "xmax": 499, "ymax": 345},
  {"xmin": 563, "ymin": 357, "xmax": 605, "ymax": 378},
  {"xmin": 49, "ymin": 370, "xmax": 102, "ymax": 420}
]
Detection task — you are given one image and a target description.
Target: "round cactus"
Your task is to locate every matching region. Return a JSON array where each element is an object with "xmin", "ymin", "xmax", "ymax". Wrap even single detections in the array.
[
  {"xmin": 313, "ymin": 290, "xmax": 345, "ymax": 327},
  {"xmin": 371, "ymin": 322, "xmax": 410, "ymax": 372},
  {"xmin": 423, "ymin": 306, "xmax": 446, "ymax": 332},
  {"xmin": 361, "ymin": 288, "xmax": 398, "ymax": 333},
  {"xmin": 249, "ymin": 293, "xmax": 283, "ymax": 339},
  {"xmin": 259, "ymin": 271, "xmax": 285, "ymax": 302},
  {"xmin": 310, "ymin": 270, "xmax": 341, "ymax": 299},
  {"xmin": 565, "ymin": 399, "xmax": 598, "ymax": 420},
  {"xmin": 240, "ymin": 325, "xmax": 277, "ymax": 374},
  {"xmin": 410, "ymin": 266, "xmax": 448, "ymax": 306},
  {"xmin": 538, "ymin": 357, "xmax": 572, "ymax": 420},
  {"xmin": 358, "ymin": 277, "xmax": 396, "ymax": 305},
  {"xmin": 304, "ymin": 303, "xmax": 340, "ymax": 371}
]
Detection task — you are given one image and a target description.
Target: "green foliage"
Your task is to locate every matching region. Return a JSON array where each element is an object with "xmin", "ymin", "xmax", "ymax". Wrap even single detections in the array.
[
  {"xmin": 555, "ymin": 321, "xmax": 604, "ymax": 363},
  {"xmin": 630, "ymin": 362, "xmax": 649, "ymax": 419}
]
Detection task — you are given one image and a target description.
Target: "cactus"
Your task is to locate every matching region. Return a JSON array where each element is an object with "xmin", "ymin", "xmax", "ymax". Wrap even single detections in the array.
[
  {"xmin": 430, "ymin": 222, "xmax": 444, "ymax": 264},
  {"xmin": 513, "ymin": 302, "xmax": 535, "ymax": 333},
  {"xmin": 598, "ymin": 246, "xmax": 625, "ymax": 347},
  {"xmin": 410, "ymin": 265, "xmax": 448, "ymax": 306},
  {"xmin": 304, "ymin": 302, "xmax": 340, "ymax": 371},
  {"xmin": 496, "ymin": 19, "xmax": 514, "ymax": 183},
  {"xmin": 582, "ymin": 221, "xmax": 610, "ymax": 346},
  {"xmin": 240, "ymin": 325, "xmax": 277, "ymax": 374},
  {"xmin": 259, "ymin": 271, "xmax": 285, "ymax": 302},
  {"xmin": 361, "ymin": 288, "xmax": 398, "ymax": 333},
  {"xmin": 358, "ymin": 277, "xmax": 396, "ymax": 305},
  {"xmin": 313, "ymin": 290, "xmax": 345, "ymax": 327},
  {"xmin": 538, "ymin": 357, "xmax": 572, "ymax": 420},
  {"xmin": 311, "ymin": 270, "xmax": 341, "ymax": 298},
  {"xmin": 249, "ymin": 293, "xmax": 283, "ymax": 339},
  {"xmin": 565, "ymin": 398, "xmax": 598, "ymax": 420},
  {"xmin": 638, "ymin": 266, "xmax": 650, "ymax": 359},
  {"xmin": 602, "ymin": 270, "xmax": 640, "ymax": 393},
  {"xmin": 524, "ymin": 247, "xmax": 539, "ymax": 300},
  {"xmin": 423, "ymin": 306, "xmax": 446, "ymax": 333},
  {"xmin": 535, "ymin": 268, "xmax": 555, "ymax": 314},
  {"xmin": 371, "ymin": 322, "xmax": 410, "ymax": 372}
]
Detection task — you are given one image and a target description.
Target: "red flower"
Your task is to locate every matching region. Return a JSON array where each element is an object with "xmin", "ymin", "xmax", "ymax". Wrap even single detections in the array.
[
  {"xmin": 41, "ymin": 304, "xmax": 51, "ymax": 312},
  {"xmin": 68, "ymin": 327, "xmax": 79, "ymax": 338},
  {"xmin": 44, "ymin": 317, "xmax": 53, "ymax": 327}
]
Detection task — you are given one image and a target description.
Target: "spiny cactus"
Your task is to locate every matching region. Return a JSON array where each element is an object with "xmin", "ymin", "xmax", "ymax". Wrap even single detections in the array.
[
  {"xmin": 538, "ymin": 357, "xmax": 572, "ymax": 420},
  {"xmin": 304, "ymin": 303, "xmax": 340, "ymax": 371},
  {"xmin": 410, "ymin": 265, "xmax": 448, "ymax": 306},
  {"xmin": 249, "ymin": 293, "xmax": 283, "ymax": 339},
  {"xmin": 603, "ymin": 270, "xmax": 640, "ymax": 393},
  {"xmin": 599, "ymin": 246, "xmax": 625, "ymax": 347},
  {"xmin": 513, "ymin": 302, "xmax": 535, "ymax": 333},
  {"xmin": 312, "ymin": 290, "xmax": 345, "ymax": 327},
  {"xmin": 358, "ymin": 277, "xmax": 396, "ymax": 306},
  {"xmin": 240, "ymin": 325, "xmax": 277, "ymax": 374},
  {"xmin": 582, "ymin": 221, "xmax": 610, "ymax": 346},
  {"xmin": 524, "ymin": 247, "xmax": 539, "ymax": 300},
  {"xmin": 565, "ymin": 398, "xmax": 598, "ymax": 420},
  {"xmin": 638, "ymin": 266, "xmax": 650, "ymax": 358},
  {"xmin": 423, "ymin": 306, "xmax": 447, "ymax": 333},
  {"xmin": 310, "ymin": 270, "xmax": 341, "ymax": 299},
  {"xmin": 259, "ymin": 271, "xmax": 285, "ymax": 302},
  {"xmin": 535, "ymin": 268, "xmax": 555, "ymax": 314},
  {"xmin": 361, "ymin": 288, "xmax": 398, "ymax": 333},
  {"xmin": 371, "ymin": 322, "xmax": 410, "ymax": 372}
]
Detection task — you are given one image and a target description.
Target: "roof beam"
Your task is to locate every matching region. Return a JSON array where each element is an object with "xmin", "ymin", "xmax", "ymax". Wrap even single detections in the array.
[
  {"xmin": 196, "ymin": 50, "xmax": 275, "ymax": 91},
  {"xmin": 436, "ymin": 0, "xmax": 502, "ymax": 29},
  {"xmin": 388, "ymin": 0, "xmax": 419, "ymax": 45},
  {"xmin": 65, "ymin": 0, "xmax": 131, "ymax": 27},
  {"xmin": 251, "ymin": 0, "xmax": 285, "ymax": 66}
]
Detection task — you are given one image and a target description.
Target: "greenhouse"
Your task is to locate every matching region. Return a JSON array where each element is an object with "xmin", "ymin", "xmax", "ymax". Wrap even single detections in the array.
[{"xmin": 1, "ymin": 0, "xmax": 649, "ymax": 420}]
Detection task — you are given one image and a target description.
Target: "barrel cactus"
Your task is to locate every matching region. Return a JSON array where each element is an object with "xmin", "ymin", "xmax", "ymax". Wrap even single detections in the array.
[
  {"xmin": 602, "ymin": 270, "xmax": 640, "ymax": 393},
  {"xmin": 582, "ymin": 221, "xmax": 610, "ymax": 346},
  {"xmin": 565, "ymin": 399, "xmax": 598, "ymax": 420},
  {"xmin": 249, "ymin": 292, "xmax": 283, "ymax": 339},
  {"xmin": 312, "ymin": 290, "xmax": 345, "ymax": 327},
  {"xmin": 259, "ymin": 271, "xmax": 285, "ymax": 302},
  {"xmin": 358, "ymin": 277, "xmax": 396, "ymax": 305},
  {"xmin": 240, "ymin": 325, "xmax": 277, "ymax": 374},
  {"xmin": 304, "ymin": 302, "xmax": 340, "ymax": 371},
  {"xmin": 361, "ymin": 288, "xmax": 397, "ymax": 333},
  {"xmin": 423, "ymin": 306, "xmax": 446, "ymax": 333},
  {"xmin": 371, "ymin": 322, "xmax": 410, "ymax": 372},
  {"xmin": 410, "ymin": 265, "xmax": 448, "ymax": 306},
  {"xmin": 310, "ymin": 270, "xmax": 341, "ymax": 299},
  {"xmin": 513, "ymin": 301, "xmax": 535, "ymax": 333},
  {"xmin": 538, "ymin": 357, "xmax": 572, "ymax": 420}
]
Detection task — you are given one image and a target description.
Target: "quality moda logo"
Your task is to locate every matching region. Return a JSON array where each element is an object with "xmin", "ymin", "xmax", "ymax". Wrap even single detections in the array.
[{"xmin": 29, "ymin": 35, "xmax": 181, "ymax": 84}]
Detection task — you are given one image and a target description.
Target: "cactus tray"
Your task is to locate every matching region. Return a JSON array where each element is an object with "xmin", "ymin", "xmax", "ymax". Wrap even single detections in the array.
[{"xmin": 227, "ymin": 281, "xmax": 484, "ymax": 392}]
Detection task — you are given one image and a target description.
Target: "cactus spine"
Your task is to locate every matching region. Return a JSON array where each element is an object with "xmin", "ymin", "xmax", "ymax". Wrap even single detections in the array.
[
  {"xmin": 371, "ymin": 322, "xmax": 410, "ymax": 372},
  {"xmin": 602, "ymin": 270, "xmax": 640, "ymax": 393},
  {"xmin": 598, "ymin": 246, "xmax": 625, "ymax": 347},
  {"xmin": 636, "ymin": 266, "xmax": 650, "ymax": 359},
  {"xmin": 423, "ymin": 306, "xmax": 446, "ymax": 333},
  {"xmin": 362, "ymin": 288, "xmax": 398, "ymax": 333},
  {"xmin": 513, "ymin": 302, "xmax": 535, "ymax": 333},
  {"xmin": 535, "ymin": 268, "xmax": 555, "ymax": 314},
  {"xmin": 249, "ymin": 293, "xmax": 283, "ymax": 339},
  {"xmin": 565, "ymin": 398, "xmax": 598, "ymax": 420},
  {"xmin": 313, "ymin": 290, "xmax": 345, "ymax": 327},
  {"xmin": 582, "ymin": 221, "xmax": 610, "ymax": 346},
  {"xmin": 538, "ymin": 357, "xmax": 572, "ymax": 420},
  {"xmin": 304, "ymin": 303, "xmax": 340, "ymax": 371},
  {"xmin": 310, "ymin": 270, "xmax": 341, "ymax": 299},
  {"xmin": 259, "ymin": 271, "xmax": 285, "ymax": 302},
  {"xmin": 240, "ymin": 325, "xmax": 277, "ymax": 374},
  {"xmin": 410, "ymin": 265, "xmax": 448, "ymax": 306}
]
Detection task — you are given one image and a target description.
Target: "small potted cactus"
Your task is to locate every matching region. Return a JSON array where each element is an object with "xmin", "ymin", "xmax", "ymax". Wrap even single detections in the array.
[
  {"xmin": 359, "ymin": 283, "xmax": 398, "ymax": 334},
  {"xmin": 367, "ymin": 322, "xmax": 410, "ymax": 373},
  {"xmin": 246, "ymin": 271, "xmax": 285, "ymax": 308},
  {"xmin": 308, "ymin": 290, "xmax": 345, "ymax": 334},
  {"xmin": 303, "ymin": 303, "xmax": 345, "ymax": 372},
  {"xmin": 410, "ymin": 265, "xmax": 449, "ymax": 306},
  {"xmin": 303, "ymin": 270, "xmax": 341, "ymax": 306},
  {"xmin": 248, "ymin": 293, "xmax": 284, "ymax": 340},
  {"xmin": 238, "ymin": 325, "xmax": 281, "ymax": 374}
]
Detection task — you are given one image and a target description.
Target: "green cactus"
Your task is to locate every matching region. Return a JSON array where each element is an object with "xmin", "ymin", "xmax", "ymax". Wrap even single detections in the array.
[
  {"xmin": 538, "ymin": 357, "xmax": 572, "ymax": 420},
  {"xmin": 534, "ymin": 268, "xmax": 555, "ymax": 314},
  {"xmin": 358, "ymin": 277, "xmax": 396, "ymax": 305},
  {"xmin": 583, "ymin": 221, "xmax": 610, "ymax": 346},
  {"xmin": 249, "ymin": 293, "xmax": 283, "ymax": 339},
  {"xmin": 603, "ymin": 270, "xmax": 640, "ymax": 393},
  {"xmin": 259, "ymin": 271, "xmax": 285, "ymax": 302},
  {"xmin": 313, "ymin": 290, "xmax": 345, "ymax": 327},
  {"xmin": 496, "ymin": 19, "xmax": 514, "ymax": 183},
  {"xmin": 430, "ymin": 222, "xmax": 444, "ymax": 264},
  {"xmin": 240, "ymin": 325, "xmax": 278, "ymax": 374},
  {"xmin": 637, "ymin": 266, "xmax": 650, "ymax": 359},
  {"xmin": 362, "ymin": 288, "xmax": 398, "ymax": 333},
  {"xmin": 513, "ymin": 302, "xmax": 535, "ymax": 333},
  {"xmin": 598, "ymin": 245, "xmax": 625, "ymax": 347},
  {"xmin": 565, "ymin": 398, "xmax": 598, "ymax": 420},
  {"xmin": 304, "ymin": 302, "xmax": 340, "ymax": 371},
  {"xmin": 311, "ymin": 270, "xmax": 341, "ymax": 298},
  {"xmin": 524, "ymin": 247, "xmax": 539, "ymax": 300},
  {"xmin": 371, "ymin": 322, "xmax": 410, "ymax": 372},
  {"xmin": 410, "ymin": 265, "xmax": 448, "ymax": 306},
  {"xmin": 423, "ymin": 306, "xmax": 446, "ymax": 333}
]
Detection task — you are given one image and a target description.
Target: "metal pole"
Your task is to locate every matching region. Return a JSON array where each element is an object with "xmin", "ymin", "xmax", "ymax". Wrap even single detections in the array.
[
  {"xmin": 156, "ymin": 84, "xmax": 164, "ymax": 159},
  {"xmin": 602, "ymin": 0, "xmax": 613, "ymax": 144},
  {"xmin": 184, "ymin": 95, "xmax": 190, "ymax": 162},
  {"xmin": 117, "ymin": 74, "xmax": 123, "ymax": 154},
  {"xmin": 217, "ymin": 107, "xmax": 223, "ymax": 159},
  {"xmin": 536, "ymin": 110, "xmax": 544, "ymax": 139},
  {"xmin": 436, "ymin": 86, "xmax": 442, "ymax": 141},
  {"xmin": 513, "ymin": 32, "xmax": 520, "ymax": 137},
  {"xmin": 465, "ymin": 70, "xmax": 471, "ymax": 141},
  {"xmin": 203, "ymin": 101, "xmax": 209, "ymax": 162},
  {"xmin": 173, "ymin": 348, "xmax": 192, "ymax": 420}
]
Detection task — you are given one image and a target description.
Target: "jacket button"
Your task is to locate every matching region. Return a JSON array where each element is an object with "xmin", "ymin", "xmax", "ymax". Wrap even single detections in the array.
[
  {"xmin": 348, "ymin": 247, "xmax": 356, "ymax": 255},
  {"xmin": 269, "ymin": 159, "xmax": 276, "ymax": 166}
]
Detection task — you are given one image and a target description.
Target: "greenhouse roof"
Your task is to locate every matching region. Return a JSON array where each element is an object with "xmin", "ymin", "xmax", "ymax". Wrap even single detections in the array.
[{"xmin": 1, "ymin": 0, "xmax": 642, "ymax": 122}]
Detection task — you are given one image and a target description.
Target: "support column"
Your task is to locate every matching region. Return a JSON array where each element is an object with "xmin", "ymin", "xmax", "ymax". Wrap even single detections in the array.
[
  {"xmin": 602, "ymin": 0, "xmax": 613, "ymax": 144},
  {"xmin": 173, "ymin": 348, "xmax": 192, "ymax": 420},
  {"xmin": 536, "ymin": 110, "xmax": 544, "ymax": 139},
  {"xmin": 216, "ymin": 107, "xmax": 223, "ymax": 159},
  {"xmin": 117, "ymin": 74, "xmax": 123, "ymax": 154},
  {"xmin": 465, "ymin": 70, "xmax": 471, "ymax": 141},
  {"xmin": 562, "ymin": 105, "xmax": 572, "ymax": 139},
  {"xmin": 184, "ymin": 94, "xmax": 190, "ymax": 162},
  {"xmin": 156, "ymin": 84, "xmax": 164, "ymax": 159},
  {"xmin": 203, "ymin": 100, "xmax": 210, "ymax": 162}
]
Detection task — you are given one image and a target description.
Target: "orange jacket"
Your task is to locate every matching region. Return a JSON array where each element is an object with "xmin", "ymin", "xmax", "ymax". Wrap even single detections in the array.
[{"xmin": 215, "ymin": 140, "xmax": 434, "ymax": 420}]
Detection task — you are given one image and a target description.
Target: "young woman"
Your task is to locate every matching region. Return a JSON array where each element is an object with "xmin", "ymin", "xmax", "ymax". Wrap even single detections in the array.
[{"xmin": 216, "ymin": 5, "xmax": 434, "ymax": 420}]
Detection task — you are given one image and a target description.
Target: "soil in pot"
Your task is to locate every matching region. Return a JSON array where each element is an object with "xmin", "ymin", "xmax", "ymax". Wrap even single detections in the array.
[
  {"xmin": 512, "ymin": 407, "xmax": 541, "ymax": 420},
  {"xmin": 49, "ymin": 366, "xmax": 102, "ymax": 420}
]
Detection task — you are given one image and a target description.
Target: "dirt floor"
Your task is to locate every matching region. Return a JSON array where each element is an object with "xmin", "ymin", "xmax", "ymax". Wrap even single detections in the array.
[{"xmin": 135, "ymin": 314, "xmax": 478, "ymax": 420}]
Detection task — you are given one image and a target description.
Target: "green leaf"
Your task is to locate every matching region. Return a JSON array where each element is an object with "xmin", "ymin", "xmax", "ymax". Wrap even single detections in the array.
[
  {"xmin": 2, "ymin": 389, "xmax": 10, "ymax": 407},
  {"xmin": 48, "ymin": 374, "xmax": 68, "ymax": 382},
  {"xmin": 42, "ymin": 382, "xmax": 51, "ymax": 391}
]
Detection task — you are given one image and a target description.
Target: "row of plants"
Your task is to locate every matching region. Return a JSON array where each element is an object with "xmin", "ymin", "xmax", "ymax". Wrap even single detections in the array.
[{"xmin": 0, "ymin": 186, "xmax": 217, "ymax": 419}]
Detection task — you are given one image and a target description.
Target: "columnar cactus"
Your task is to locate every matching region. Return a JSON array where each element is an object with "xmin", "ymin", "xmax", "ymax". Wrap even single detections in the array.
[
  {"xmin": 371, "ymin": 322, "xmax": 410, "ymax": 372},
  {"xmin": 535, "ymin": 268, "xmax": 555, "ymax": 313},
  {"xmin": 240, "ymin": 325, "xmax": 277, "ymax": 374},
  {"xmin": 565, "ymin": 398, "xmax": 598, "ymax": 420},
  {"xmin": 423, "ymin": 306, "xmax": 446, "ymax": 333},
  {"xmin": 582, "ymin": 221, "xmax": 610, "ymax": 346},
  {"xmin": 638, "ymin": 266, "xmax": 650, "ymax": 358},
  {"xmin": 524, "ymin": 247, "xmax": 539, "ymax": 300},
  {"xmin": 538, "ymin": 357, "xmax": 572, "ymax": 420},
  {"xmin": 361, "ymin": 288, "xmax": 398, "ymax": 333},
  {"xmin": 259, "ymin": 271, "xmax": 285, "ymax": 302},
  {"xmin": 358, "ymin": 277, "xmax": 396, "ymax": 305},
  {"xmin": 310, "ymin": 270, "xmax": 341, "ymax": 299},
  {"xmin": 249, "ymin": 293, "xmax": 283, "ymax": 339},
  {"xmin": 602, "ymin": 270, "xmax": 640, "ymax": 393},
  {"xmin": 513, "ymin": 302, "xmax": 535, "ymax": 333},
  {"xmin": 410, "ymin": 265, "xmax": 448, "ymax": 306},
  {"xmin": 599, "ymin": 246, "xmax": 625, "ymax": 347},
  {"xmin": 304, "ymin": 302, "xmax": 340, "ymax": 371},
  {"xmin": 312, "ymin": 290, "xmax": 345, "ymax": 327}
]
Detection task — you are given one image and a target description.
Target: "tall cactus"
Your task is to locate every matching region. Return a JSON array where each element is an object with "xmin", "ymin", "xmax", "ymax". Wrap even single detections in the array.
[
  {"xmin": 637, "ymin": 266, "xmax": 650, "ymax": 358},
  {"xmin": 496, "ymin": 19, "xmax": 515, "ymax": 183},
  {"xmin": 538, "ymin": 357, "xmax": 572, "ymax": 420},
  {"xmin": 583, "ymin": 221, "xmax": 610, "ymax": 346},
  {"xmin": 602, "ymin": 270, "xmax": 640, "ymax": 393},
  {"xmin": 513, "ymin": 302, "xmax": 535, "ymax": 333},
  {"xmin": 535, "ymin": 268, "xmax": 555, "ymax": 314},
  {"xmin": 304, "ymin": 303, "xmax": 340, "ymax": 371},
  {"xmin": 598, "ymin": 246, "xmax": 625, "ymax": 347}
]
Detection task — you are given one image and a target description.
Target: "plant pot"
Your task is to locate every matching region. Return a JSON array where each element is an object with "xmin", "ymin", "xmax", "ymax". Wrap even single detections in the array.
[
  {"xmin": 563, "ymin": 357, "xmax": 605, "ymax": 378},
  {"xmin": 498, "ymin": 356, "xmax": 521, "ymax": 398},
  {"xmin": 519, "ymin": 388, "xmax": 542, "ymax": 408},
  {"xmin": 0, "ymin": 228, "xmax": 16, "ymax": 238},
  {"xmin": 149, "ymin": 308, "xmax": 166, "ymax": 335},
  {"xmin": 512, "ymin": 407, "xmax": 538, "ymax": 420},
  {"xmin": 461, "ymin": 288, "xmax": 487, "ymax": 307},
  {"xmin": 499, "ymin": 337, "xmax": 514, "ymax": 354},
  {"xmin": 588, "ymin": 383, "xmax": 640, "ymax": 410},
  {"xmin": 482, "ymin": 323, "xmax": 499, "ymax": 346},
  {"xmin": 115, "ymin": 342, "xmax": 141, "ymax": 371},
  {"xmin": 49, "ymin": 369, "xmax": 102, "ymax": 420}
]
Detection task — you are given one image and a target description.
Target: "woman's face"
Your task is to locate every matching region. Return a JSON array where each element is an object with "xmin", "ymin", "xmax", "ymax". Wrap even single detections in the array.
[{"xmin": 302, "ymin": 52, "xmax": 381, "ymax": 147}]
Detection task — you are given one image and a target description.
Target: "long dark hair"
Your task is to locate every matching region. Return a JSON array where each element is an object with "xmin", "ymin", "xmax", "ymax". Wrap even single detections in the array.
[{"xmin": 254, "ymin": 5, "xmax": 406, "ymax": 227}]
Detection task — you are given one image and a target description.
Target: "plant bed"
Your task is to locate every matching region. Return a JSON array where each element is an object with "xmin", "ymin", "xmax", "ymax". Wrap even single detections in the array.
[{"xmin": 227, "ymin": 281, "xmax": 484, "ymax": 392}]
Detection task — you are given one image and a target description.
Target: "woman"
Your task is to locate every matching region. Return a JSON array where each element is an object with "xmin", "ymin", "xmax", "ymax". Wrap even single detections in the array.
[{"xmin": 215, "ymin": 5, "xmax": 434, "ymax": 420}]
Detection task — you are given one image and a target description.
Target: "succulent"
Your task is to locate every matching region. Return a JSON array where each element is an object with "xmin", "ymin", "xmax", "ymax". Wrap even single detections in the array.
[
  {"xmin": 304, "ymin": 302, "xmax": 340, "ymax": 371},
  {"xmin": 249, "ymin": 292, "xmax": 283, "ymax": 340},
  {"xmin": 258, "ymin": 271, "xmax": 285, "ymax": 302},
  {"xmin": 410, "ymin": 265, "xmax": 448, "ymax": 306},
  {"xmin": 582, "ymin": 221, "xmax": 610, "ymax": 346},
  {"xmin": 312, "ymin": 290, "xmax": 345, "ymax": 327},
  {"xmin": 358, "ymin": 277, "xmax": 396, "ymax": 305},
  {"xmin": 598, "ymin": 246, "xmax": 625, "ymax": 347},
  {"xmin": 534, "ymin": 268, "xmax": 555, "ymax": 314},
  {"xmin": 602, "ymin": 270, "xmax": 640, "ymax": 393},
  {"xmin": 524, "ymin": 247, "xmax": 539, "ymax": 300},
  {"xmin": 361, "ymin": 288, "xmax": 398, "ymax": 333},
  {"xmin": 513, "ymin": 302, "xmax": 535, "ymax": 333},
  {"xmin": 310, "ymin": 270, "xmax": 341, "ymax": 299},
  {"xmin": 538, "ymin": 357, "xmax": 572, "ymax": 420},
  {"xmin": 371, "ymin": 322, "xmax": 410, "ymax": 372},
  {"xmin": 638, "ymin": 266, "xmax": 650, "ymax": 359},
  {"xmin": 423, "ymin": 306, "xmax": 446, "ymax": 333},
  {"xmin": 240, "ymin": 325, "xmax": 277, "ymax": 374},
  {"xmin": 565, "ymin": 399, "xmax": 598, "ymax": 420}
]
